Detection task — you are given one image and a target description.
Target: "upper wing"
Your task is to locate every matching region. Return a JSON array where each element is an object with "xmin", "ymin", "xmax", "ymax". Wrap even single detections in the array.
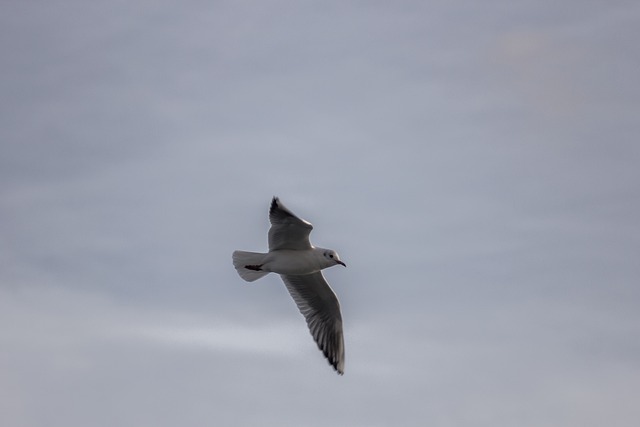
[
  {"xmin": 268, "ymin": 197, "xmax": 313, "ymax": 251},
  {"xmin": 280, "ymin": 272, "xmax": 345, "ymax": 375}
]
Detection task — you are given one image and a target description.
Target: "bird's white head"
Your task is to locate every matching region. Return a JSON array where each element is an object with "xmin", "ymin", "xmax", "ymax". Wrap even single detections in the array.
[{"xmin": 321, "ymin": 249, "xmax": 346, "ymax": 268}]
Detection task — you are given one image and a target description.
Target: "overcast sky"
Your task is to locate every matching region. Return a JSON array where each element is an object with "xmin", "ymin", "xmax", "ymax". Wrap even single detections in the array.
[{"xmin": 2, "ymin": 1, "xmax": 640, "ymax": 426}]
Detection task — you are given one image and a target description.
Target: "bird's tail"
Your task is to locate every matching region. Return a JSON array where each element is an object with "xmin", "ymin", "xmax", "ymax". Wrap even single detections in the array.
[{"xmin": 232, "ymin": 251, "xmax": 269, "ymax": 282}]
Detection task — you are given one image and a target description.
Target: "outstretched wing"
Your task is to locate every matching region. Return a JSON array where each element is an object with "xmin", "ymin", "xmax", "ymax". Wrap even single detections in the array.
[
  {"xmin": 280, "ymin": 272, "xmax": 345, "ymax": 375},
  {"xmin": 268, "ymin": 197, "xmax": 313, "ymax": 251}
]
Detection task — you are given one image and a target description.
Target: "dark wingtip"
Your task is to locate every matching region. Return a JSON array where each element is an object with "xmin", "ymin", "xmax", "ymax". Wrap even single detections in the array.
[
  {"xmin": 270, "ymin": 196, "xmax": 279, "ymax": 213},
  {"xmin": 334, "ymin": 362, "xmax": 344, "ymax": 375},
  {"xmin": 333, "ymin": 363, "xmax": 344, "ymax": 376},
  {"xmin": 324, "ymin": 351, "xmax": 344, "ymax": 375}
]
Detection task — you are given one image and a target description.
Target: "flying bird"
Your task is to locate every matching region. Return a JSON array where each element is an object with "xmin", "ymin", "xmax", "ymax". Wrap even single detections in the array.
[{"xmin": 232, "ymin": 197, "xmax": 347, "ymax": 374}]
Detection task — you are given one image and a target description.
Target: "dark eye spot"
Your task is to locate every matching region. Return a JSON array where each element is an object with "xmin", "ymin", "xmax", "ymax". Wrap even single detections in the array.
[{"xmin": 329, "ymin": 254, "xmax": 334, "ymax": 258}]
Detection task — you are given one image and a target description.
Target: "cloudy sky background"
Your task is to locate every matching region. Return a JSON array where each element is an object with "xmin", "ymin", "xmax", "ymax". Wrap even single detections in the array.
[{"xmin": 2, "ymin": 1, "xmax": 639, "ymax": 426}]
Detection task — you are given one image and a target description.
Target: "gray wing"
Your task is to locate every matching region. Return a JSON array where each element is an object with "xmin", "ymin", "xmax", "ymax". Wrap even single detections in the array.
[
  {"xmin": 268, "ymin": 197, "xmax": 313, "ymax": 251},
  {"xmin": 280, "ymin": 272, "xmax": 345, "ymax": 375}
]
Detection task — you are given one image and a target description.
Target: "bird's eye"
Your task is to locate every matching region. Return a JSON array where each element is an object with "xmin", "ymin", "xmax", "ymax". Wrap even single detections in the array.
[{"xmin": 329, "ymin": 254, "xmax": 334, "ymax": 258}]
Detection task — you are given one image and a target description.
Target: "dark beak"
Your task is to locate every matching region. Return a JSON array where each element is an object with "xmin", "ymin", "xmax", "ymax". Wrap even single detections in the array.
[{"xmin": 337, "ymin": 260, "xmax": 346, "ymax": 267}]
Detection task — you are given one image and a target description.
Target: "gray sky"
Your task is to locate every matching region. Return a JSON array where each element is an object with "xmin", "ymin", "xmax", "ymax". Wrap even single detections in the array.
[{"xmin": 2, "ymin": 1, "xmax": 640, "ymax": 426}]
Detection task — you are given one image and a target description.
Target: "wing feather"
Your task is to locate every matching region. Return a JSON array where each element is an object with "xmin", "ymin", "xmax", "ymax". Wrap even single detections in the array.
[
  {"xmin": 280, "ymin": 272, "xmax": 345, "ymax": 375},
  {"xmin": 268, "ymin": 197, "xmax": 313, "ymax": 251}
]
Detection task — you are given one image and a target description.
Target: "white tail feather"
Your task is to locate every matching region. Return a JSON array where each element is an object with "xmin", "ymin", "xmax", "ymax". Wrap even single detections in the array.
[{"xmin": 232, "ymin": 251, "xmax": 269, "ymax": 282}]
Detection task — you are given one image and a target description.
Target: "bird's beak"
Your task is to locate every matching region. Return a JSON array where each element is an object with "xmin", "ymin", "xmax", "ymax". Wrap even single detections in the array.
[{"xmin": 337, "ymin": 260, "xmax": 346, "ymax": 267}]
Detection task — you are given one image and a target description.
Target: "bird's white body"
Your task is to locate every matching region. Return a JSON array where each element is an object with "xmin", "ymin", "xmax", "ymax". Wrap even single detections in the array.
[
  {"xmin": 232, "ymin": 246, "xmax": 343, "ymax": 281},
  {"xmin": 264, "ymin": 248, "xmax": 336, "ymax": 275}
]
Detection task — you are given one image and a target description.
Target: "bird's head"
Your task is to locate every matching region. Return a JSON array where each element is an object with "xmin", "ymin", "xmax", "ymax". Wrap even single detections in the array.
[{"xmin": 323, "ymin": 249, "xmax": 346, "ymax": 267}]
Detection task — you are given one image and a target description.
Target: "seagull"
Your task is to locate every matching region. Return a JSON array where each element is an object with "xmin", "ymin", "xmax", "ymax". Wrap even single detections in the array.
[{"xmin": 232, "ymin": 197, "xmax": 347, "ymax": 375}]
